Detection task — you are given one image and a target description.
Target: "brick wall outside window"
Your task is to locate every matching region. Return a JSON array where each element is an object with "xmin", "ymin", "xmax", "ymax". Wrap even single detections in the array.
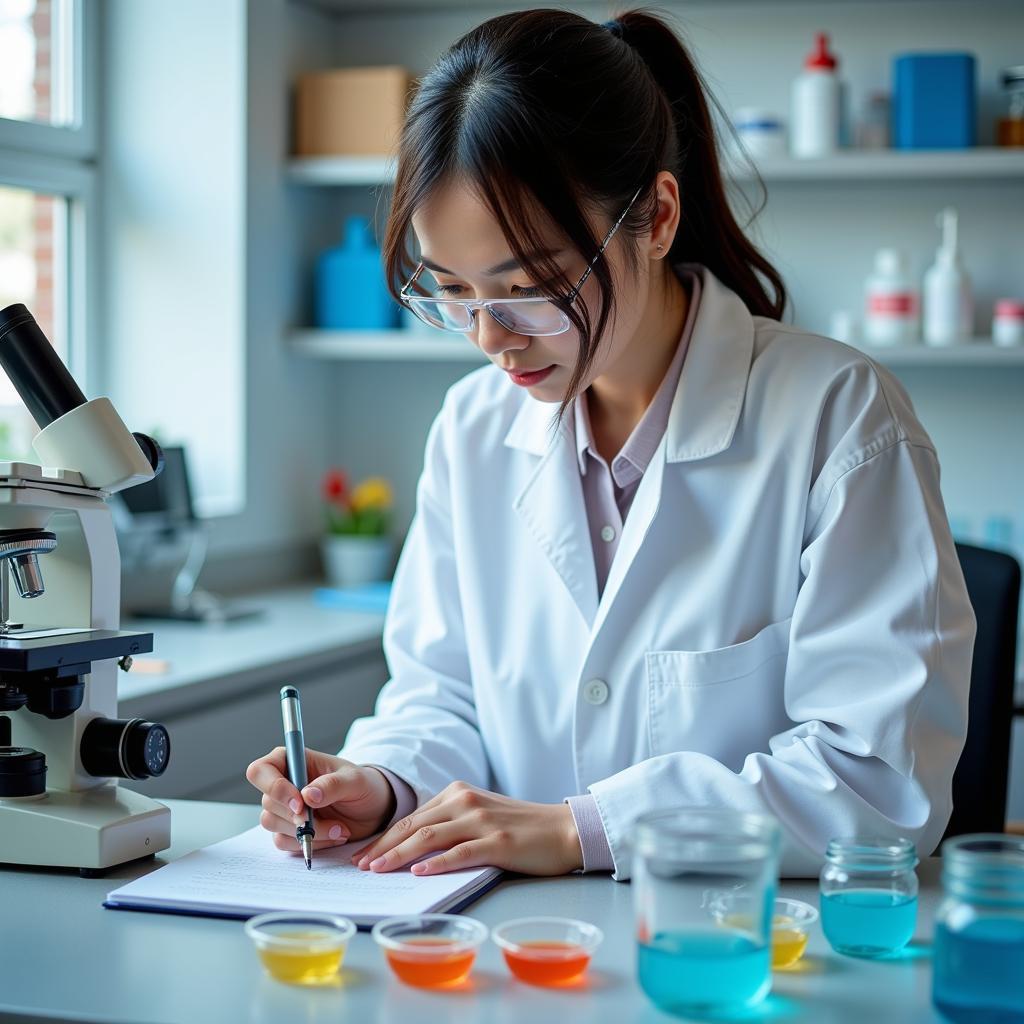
[{"xmin": 32, "ymin": 0, "xmax": 55, "ymax": 344}]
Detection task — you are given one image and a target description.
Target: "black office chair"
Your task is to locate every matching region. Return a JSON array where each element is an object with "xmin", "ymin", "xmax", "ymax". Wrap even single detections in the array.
[{"xmin": 943, "ymin": 542, "xmax": 1021, "ymax": 840}]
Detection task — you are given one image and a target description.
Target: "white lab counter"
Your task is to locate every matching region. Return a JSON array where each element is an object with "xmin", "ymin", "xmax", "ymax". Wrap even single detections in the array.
[
  {"xmin": 117, "ymin": 586, "xmax": 388, "ymax": 803},
  {"xmin": 0, "ymin": 799, "xmax": 951, "ymax": 1024}
]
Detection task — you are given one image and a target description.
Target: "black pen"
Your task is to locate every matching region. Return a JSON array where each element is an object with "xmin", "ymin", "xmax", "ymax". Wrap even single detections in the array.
[{"xmin": 280, "ymin": 686, "xmax": 315, "ymax": 869}]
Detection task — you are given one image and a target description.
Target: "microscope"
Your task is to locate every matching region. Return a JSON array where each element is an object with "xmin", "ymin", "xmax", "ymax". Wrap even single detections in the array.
[{"xmin": 0, "ymin": 304, "xmax": 171, "ymax": 876}]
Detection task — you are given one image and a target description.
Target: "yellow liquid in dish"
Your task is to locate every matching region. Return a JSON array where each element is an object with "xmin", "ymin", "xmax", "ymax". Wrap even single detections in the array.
[
  {"xmin": 257, "ymin": 929, "xmax": 345, "ymax": 985},
  {"xmin": 771, "ymin": 926, "xmax": 809, "ymax": 969}
]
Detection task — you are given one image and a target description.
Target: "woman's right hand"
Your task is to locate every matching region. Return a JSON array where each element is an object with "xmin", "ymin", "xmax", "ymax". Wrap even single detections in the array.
[{"xmin": 245, "ymin": 747, "xmax": 397, "ymax": 853}]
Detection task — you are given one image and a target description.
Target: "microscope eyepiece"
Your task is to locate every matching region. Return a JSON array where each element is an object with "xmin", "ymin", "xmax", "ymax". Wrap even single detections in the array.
[{"xmin": 0, "ymin": 304, "xmax": 88, "ymax": 429}]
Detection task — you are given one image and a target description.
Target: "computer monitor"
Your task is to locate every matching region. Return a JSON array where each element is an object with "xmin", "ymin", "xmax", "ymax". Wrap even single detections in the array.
[{"xmin": 120, "ymin": 445, "xmax": 194, "ymax": 526}]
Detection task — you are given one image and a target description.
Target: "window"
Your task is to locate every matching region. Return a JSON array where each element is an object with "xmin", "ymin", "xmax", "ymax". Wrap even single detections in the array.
[
  {"xmin": 0, "ymin": 0, "xmax": 95, "ymax": 459},
  {"xmin": 0, "ymin": 0, "xmax": 75, "ymax": 127},
  {"xmin": 0, "ymin": 185, "xmax": 66, "ymax": 457}
]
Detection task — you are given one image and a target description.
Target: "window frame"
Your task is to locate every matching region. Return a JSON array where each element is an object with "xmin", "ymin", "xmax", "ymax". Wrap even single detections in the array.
[{"xmin": 0, "ymin": 0, "xmax": 98, "ymax": 393}]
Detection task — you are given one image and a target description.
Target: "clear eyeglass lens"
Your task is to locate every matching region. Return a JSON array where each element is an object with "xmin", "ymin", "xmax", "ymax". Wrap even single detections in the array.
[
  {"xmin": 489, "ymin": 301, "xmax": 569, "ymax": 335},
  {"xmin": 409, "ymin": 298, "xmax": 568, "ymax": 336},
  {"xmin": 410, "ymin": 300, "xmax": 474, "ymax": 332}
]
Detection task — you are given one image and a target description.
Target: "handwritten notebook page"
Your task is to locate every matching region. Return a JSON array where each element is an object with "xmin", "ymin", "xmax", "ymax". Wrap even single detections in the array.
[{"xmin": 105, "ymin": 826, "xmax": 502, "ymax": 924}]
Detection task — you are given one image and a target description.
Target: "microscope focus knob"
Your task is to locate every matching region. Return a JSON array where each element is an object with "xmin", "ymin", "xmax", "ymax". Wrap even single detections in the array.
[{"xmin": 80, "ymin": 717, "xmax": 170, "ymax": 780}]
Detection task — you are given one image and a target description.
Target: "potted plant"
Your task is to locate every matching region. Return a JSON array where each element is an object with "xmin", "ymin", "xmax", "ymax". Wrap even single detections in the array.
[{"xmin": 320, "ymin": 468, "xmax": 394, "ymax": 587}]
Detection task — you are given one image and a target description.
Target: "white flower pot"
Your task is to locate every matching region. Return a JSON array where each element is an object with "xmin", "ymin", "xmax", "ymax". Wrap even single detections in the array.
[{"xmin": 320, "ymin": 535, "xmax": 393, "ymax": 588}]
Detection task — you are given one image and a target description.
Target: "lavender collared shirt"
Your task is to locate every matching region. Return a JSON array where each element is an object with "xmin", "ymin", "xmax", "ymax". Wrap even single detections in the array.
[{"xmin": 366, "ymin": 268, "xmax": 701, "ymax": 874}]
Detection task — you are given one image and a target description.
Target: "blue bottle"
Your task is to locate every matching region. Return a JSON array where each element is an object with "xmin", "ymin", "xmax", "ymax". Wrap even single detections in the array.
[
  {"xmin": 933, "ymin": 834, "xmax": 1024, "ymax": 1023},
  {"xmin": 315, "ymin": 215, "xmax": 400, "ymax": 330}
]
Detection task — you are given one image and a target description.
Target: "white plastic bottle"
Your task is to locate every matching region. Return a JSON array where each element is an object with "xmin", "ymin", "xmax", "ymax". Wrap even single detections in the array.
[
  {"xmin": 864, "ymin": 249, "xmax": 919, "ymax": 346},
  {"xmin": 923, "ymin": 208, "xmax": 973, "ymax": 346},
  {"xmin": 791, "ymin": 33, "xmax": 841, "ymax": 159}
]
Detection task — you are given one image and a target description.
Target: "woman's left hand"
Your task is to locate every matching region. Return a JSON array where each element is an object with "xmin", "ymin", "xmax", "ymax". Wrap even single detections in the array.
[{"xmin": 347, "ymin": 781, "xmax": 584, "ymax": 877}]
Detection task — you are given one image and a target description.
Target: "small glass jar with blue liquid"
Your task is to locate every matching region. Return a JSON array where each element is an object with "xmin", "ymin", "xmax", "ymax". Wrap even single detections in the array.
[
  {"xmin": 631, "ymin": 808, "xmax": 781, "ymax": 1019},
  {"xmin": 933, "ymin": 834, "xmax": 1024, "ymax": 1023},
  {"xmin": 819, "ymin": 836, "xmax": 918, "ymax": 957}
]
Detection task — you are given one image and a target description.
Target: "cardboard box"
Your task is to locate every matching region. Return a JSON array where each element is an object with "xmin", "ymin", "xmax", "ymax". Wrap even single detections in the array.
[{"xmin": 294, "ymin": 66, "xmax": 413, "ymax": 157}]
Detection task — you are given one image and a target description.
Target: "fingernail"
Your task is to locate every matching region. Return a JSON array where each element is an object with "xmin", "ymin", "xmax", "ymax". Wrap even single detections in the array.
[
  {"xmin": 358, "ymin": 857, "xmax": 370, "ymax": 869},
  {"xmin": 288, "ymin": 798, "xmax": 301, "ymax": 814},
  {"xmin": 328, "ymin": 825, "xmax": 342, "ymax": 840},
  {"xmin": 369, "ymin": 857, "xmax": 385, "ymax": 869},
  {"xmin": 305, "ymin": 786, "xmax": 323, "ymax": 805}
]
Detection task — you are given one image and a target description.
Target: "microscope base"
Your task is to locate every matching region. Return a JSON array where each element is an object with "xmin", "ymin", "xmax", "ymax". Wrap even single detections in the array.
[{"xmin": 0, "ymin": 784, "xmax": 170, "ymax": 871}]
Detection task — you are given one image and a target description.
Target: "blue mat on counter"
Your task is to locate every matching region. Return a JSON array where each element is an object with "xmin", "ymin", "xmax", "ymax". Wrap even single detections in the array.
[{"xmin": 314, "ymin": 582, "xmax": 392, "ymax": 614}]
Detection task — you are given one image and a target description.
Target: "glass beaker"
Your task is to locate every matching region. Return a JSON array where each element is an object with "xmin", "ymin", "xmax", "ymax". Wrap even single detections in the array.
[
  {"xmin": 933, "ymin": 834, "xmax": 1024, "ymax": 1023},
  {"xmin": 631, "ymin": 808, "xmax": 781, "ymax": 1019}
]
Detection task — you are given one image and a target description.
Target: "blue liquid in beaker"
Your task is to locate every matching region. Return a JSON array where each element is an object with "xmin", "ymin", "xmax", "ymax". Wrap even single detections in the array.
[
  {"xmin": 637, "ymin": 929, "xmax": 770, "ymax": 1017},
  {"xmin": 933, "ymin": 918, "xmax": 1024, "ymax": 1023},
  {"xmin": 820, "ymin": 889, "xmax": 917, "ymax": 957}
]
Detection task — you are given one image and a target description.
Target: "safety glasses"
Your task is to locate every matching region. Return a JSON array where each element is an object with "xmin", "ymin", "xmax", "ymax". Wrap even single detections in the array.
[{"xmin": 399, "ymin": 184, "xmax": 644, "ymax": 337}]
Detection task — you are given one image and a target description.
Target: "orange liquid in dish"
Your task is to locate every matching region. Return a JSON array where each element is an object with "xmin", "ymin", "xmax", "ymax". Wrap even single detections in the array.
[
  {"xmin": 503, "ymin": 941, "xmax": 591, "ymax": 985},
  {"xmin": 385, "ymin": 937, "xmax": 477, "ymax": 987}
]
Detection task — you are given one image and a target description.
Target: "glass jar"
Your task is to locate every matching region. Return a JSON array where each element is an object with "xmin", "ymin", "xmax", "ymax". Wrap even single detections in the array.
[
  {"xmin": 933, "ymin": 834, "xmax": 1024, "ymax": 1023},
  {"xmin": 630, "ymin": 808, "xmax": 781, "ymax": 1019},
  {"xmin": 819, "ymin": 836, "xmax": 918, "ymax": 958}
]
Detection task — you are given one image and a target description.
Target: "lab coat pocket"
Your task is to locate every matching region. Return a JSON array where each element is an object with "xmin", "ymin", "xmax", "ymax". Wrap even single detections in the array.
[{"xmin": 645, "ymin": 617, "xmax": 793, "ymax": 767}]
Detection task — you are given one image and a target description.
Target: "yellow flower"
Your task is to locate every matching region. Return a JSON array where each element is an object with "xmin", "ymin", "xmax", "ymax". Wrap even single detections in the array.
[{"xmin": 350, "ymin": 477, "xmax": 393, "ymax": 512}]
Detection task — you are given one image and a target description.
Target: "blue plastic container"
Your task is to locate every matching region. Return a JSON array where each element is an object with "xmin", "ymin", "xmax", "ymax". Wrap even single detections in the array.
[
  {"xmin": 315, "ymin": 216, "xmax": 400, "ymax": 330},
  {"xmin": 892, "ymin": 53, "xmax": 975, "ymax": 149}
]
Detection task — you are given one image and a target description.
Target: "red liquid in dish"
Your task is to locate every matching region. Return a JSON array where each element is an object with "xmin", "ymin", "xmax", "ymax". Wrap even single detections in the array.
[{"xmin": 502, "ymin": 940, "xmax": 592, "ymax": 985}]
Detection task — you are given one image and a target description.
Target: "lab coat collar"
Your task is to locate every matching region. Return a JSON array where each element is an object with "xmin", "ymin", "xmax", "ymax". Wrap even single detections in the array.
[{"xmin": 502, "ymin": 264, "xmax": 755, "ymax": 463}]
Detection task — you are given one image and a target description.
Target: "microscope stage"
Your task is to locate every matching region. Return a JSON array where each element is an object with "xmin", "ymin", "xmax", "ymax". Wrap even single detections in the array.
[{"xmin": 0, "ymin": 628, "xmax": 153, "ymax": 671}]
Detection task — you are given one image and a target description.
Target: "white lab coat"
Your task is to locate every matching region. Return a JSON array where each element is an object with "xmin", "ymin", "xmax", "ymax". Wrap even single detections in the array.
[{"xmin": 339, "ymin": 264, "xmax": 974, "ymax": 880}]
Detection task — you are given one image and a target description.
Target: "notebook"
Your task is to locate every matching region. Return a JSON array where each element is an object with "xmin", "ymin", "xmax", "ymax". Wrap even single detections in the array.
[{"xmin": 104, "ymin": 826, "xmax": 504, "ymax": 930}]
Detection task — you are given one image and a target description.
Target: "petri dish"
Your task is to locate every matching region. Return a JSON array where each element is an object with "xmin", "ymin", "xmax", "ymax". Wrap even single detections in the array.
[
  {"xmin": 492, "ymin": 916, "xmax": 604, "ymax": 985},
  {"xmin": 372, "ymin": 913, "xmax": 489, "ymax": 987},
  {"xmin": 770, "ymin": 898, "xmax": 818, "ymax": 968},
  {"xmin": 244, "ymin": 911, "xmax": 355, "ymax": 986},
  {"xmin": 708, "ymin": 894, "xmax": 818, "ymax": 970}
]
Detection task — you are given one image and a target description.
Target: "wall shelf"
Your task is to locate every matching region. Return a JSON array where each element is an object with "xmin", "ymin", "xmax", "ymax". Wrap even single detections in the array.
[
  {"xmin": 855, "ymin": 341, "xmax": 1024, "ymax": 367},
  {"xmin": 290, "ymin": 329, "xmax": 486, "ymax": 362},
  {"xmin": 288, "ymin": 155, "xmax": 394, "ymax": 186},
  {"xmin": 728, "ymin": 148, "xmax": 1024, "ymax": 182},
  {"xmin": 291, "ymin": 329, "xmax": 1024, "ymax": 367},
  {"xmin": 288, "ymin": 148, "xmax": 1024, "ymax": 188}
]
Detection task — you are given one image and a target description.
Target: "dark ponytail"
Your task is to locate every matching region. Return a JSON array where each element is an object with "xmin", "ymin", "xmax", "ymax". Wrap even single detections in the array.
[
  {"xmin": 383, "ymin": 7, "xmax": 787, "ymax": 419},
  {"xmin": 611, "ymin": 11, "xmax": 785, "ymax": 320}
]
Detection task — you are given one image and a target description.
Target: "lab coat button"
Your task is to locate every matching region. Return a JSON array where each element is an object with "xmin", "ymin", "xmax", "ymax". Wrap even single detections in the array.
[
  {"xmin": 583, "ymin": 679, "xmax": 609, "ymax": 705},
  {"xmin": 600, "ymin": 525, "xmax": 616, "ymax": 543}
]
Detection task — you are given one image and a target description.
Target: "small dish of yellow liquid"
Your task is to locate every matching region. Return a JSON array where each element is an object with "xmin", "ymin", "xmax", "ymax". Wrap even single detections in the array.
[
  {"xmin": 245, "ymin": 912, "xmax": 356, "ymax": 986},
  {"xmin": 710, "ymin": 896, "xmax": 818, "ymax": 970},
  {"xmin": 771, "ymin": 899, "xmax": 818, "ymax": 969}
]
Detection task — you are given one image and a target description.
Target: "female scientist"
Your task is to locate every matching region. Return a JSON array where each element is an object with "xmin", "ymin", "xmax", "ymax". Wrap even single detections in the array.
[{"xmin": 247, "ymin": 9, "xmax": 974, "ymax": 880}]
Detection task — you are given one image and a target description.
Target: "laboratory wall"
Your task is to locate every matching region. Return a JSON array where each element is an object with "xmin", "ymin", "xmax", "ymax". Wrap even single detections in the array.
[{"xmin": 314, "ymin": 1, "xmax": 1024, "ymax": 558}]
